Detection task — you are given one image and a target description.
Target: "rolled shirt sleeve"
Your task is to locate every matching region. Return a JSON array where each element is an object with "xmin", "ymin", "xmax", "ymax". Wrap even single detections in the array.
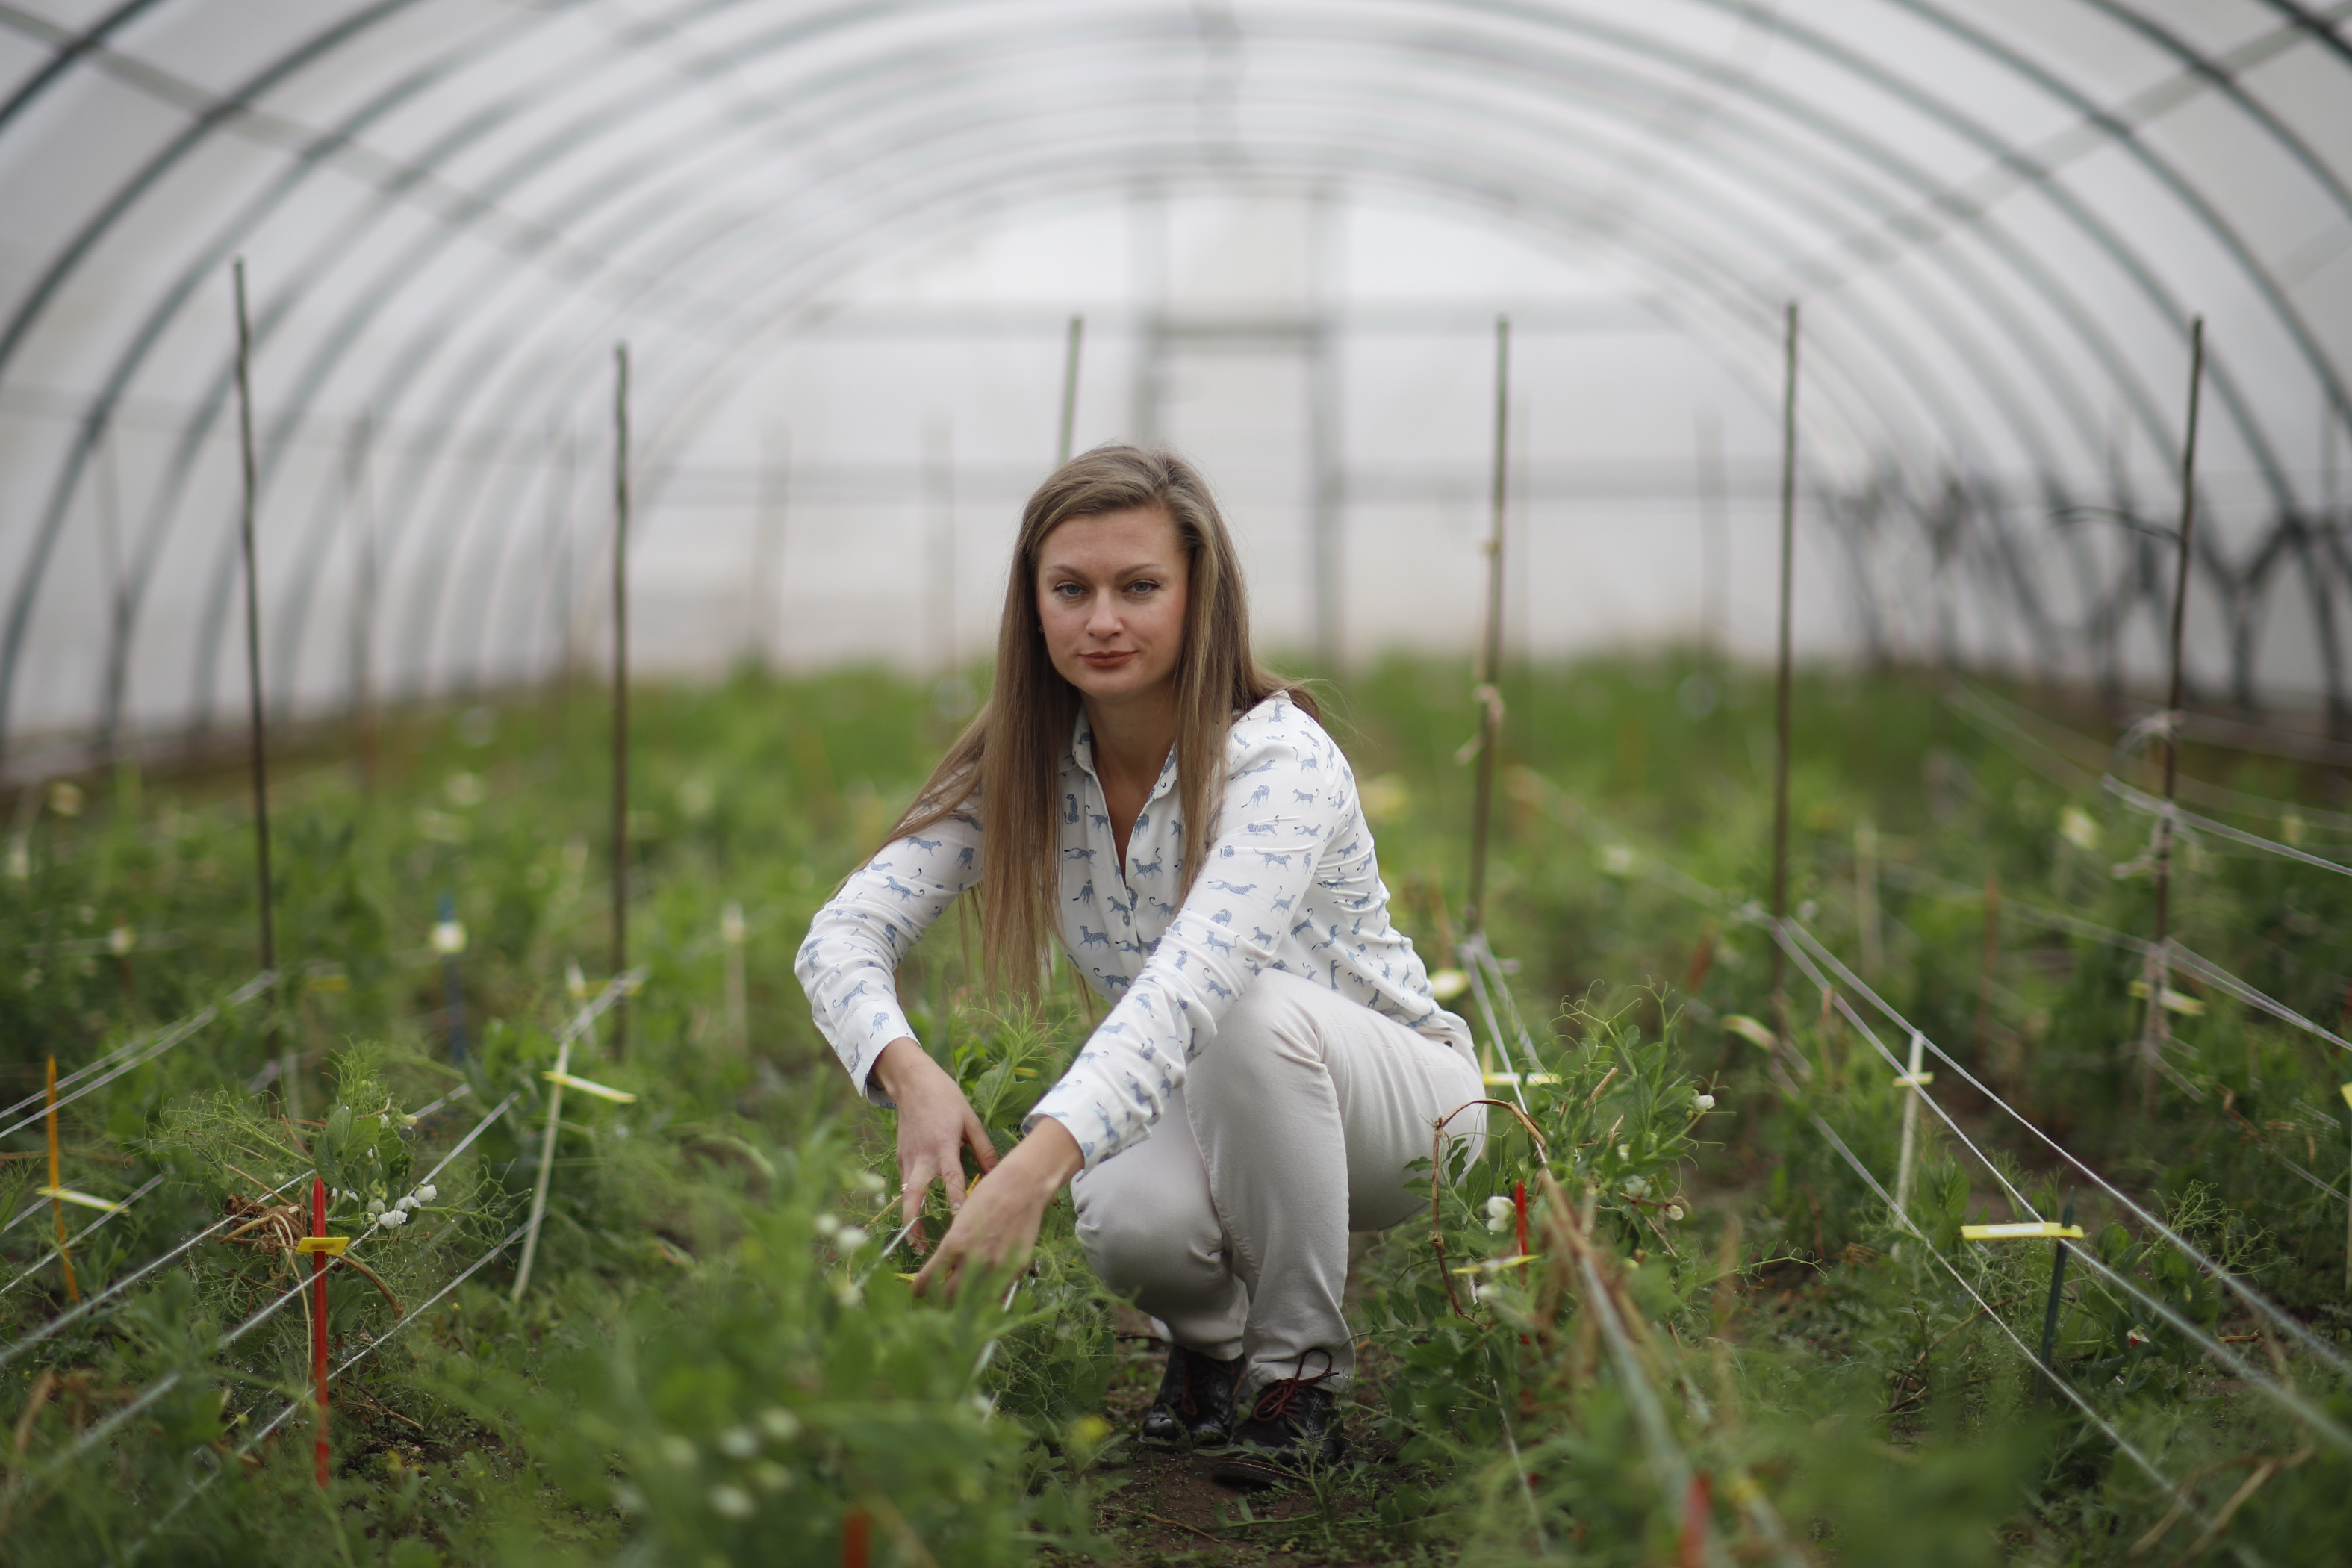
[{"xmin": 794, "ymin": 800, "xmax": 983, "ymax": 1104}]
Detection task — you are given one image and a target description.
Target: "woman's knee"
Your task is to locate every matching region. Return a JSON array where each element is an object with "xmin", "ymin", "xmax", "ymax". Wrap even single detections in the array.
[
  {"xmin": 1073, "ymin": 1157, "xmax": 1221, "ymax": 1291},
  {"xmin": 1191, "ymin": 969, "xmax": 1323, "ymax": 1102}
]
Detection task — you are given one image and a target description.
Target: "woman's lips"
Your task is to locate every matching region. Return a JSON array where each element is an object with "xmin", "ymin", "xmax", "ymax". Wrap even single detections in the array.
[{"xmin": 1080, "ymin": 650, "xmax": 1136, "ymax": 668}]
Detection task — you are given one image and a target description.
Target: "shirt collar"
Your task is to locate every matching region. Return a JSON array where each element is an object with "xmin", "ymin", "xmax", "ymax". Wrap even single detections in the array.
[{"xmin": 1070, "ymin": 710, "xmax": 1182, "ymax": 806}]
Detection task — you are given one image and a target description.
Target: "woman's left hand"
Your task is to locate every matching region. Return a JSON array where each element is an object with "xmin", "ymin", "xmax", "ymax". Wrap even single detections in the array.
[{"xmin": 911, "ymin": 1117, "xmax": 1083, "ymax": 1301}]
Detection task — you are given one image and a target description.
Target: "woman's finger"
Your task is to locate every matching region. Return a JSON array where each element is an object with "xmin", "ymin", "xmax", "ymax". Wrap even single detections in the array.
[
  {"xmin": 899, "ymin": 1150, "xmax": 937, "ymax": 1251},
  {"xmin": 962, "ymin": 1108, "xmax": 1000, "ymax": 1172}
]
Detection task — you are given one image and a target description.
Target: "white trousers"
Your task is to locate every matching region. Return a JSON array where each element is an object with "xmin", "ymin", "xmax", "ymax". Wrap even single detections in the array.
[{"xmin": 1070, "ymin": 969, "xmax": 1485, "ymax": 1395}]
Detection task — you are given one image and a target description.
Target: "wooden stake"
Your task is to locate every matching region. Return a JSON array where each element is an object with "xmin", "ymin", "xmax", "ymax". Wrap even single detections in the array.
[
  {"xmin": 310, "ymin": 1175, "xmax": 329, "ymax": 1487},
  {"xmin": 1464, "ymin": 315, "xmax": 1509, "ymax": 936},
  {"xmin": 610, "ymin": 345, "xmax": 632, "ymax": 1060},
  {"xmin": 45, "ymin": 1058, "xmax": 77, "ymax": 1304},
  {"xmin": 2340, "ymin": 1083, "xmax": 2351, "ymax": 1294},
  {"xmin": 2140, "ymin": 317, "xmax": 2203, "ymax": 1107},
  {"xmin": 1769, "ymin": 304, "xmax": 1799, "ymax": 1039},
  {"xmin": 1055, "ymin": 314, "xmax": 1084, "ymax": 467},
  {"xmin": 232, "ymin": 261, "xmax": 280, "ymax": 1077}
]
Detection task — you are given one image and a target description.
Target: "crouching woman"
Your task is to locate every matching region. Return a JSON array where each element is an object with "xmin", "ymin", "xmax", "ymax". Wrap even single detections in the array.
[{"xmin": 796, "ymin": 445, "xmax": 1481, "ymax": 1483}]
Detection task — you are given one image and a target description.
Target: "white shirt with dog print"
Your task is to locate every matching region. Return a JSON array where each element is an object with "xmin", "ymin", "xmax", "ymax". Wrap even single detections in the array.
[{"xmin": 795, "ymin": 691, "xmax": 1472, "ymax": 1172}]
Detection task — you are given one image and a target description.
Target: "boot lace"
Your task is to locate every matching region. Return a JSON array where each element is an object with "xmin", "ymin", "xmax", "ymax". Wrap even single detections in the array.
[{"xmin": 1247, "ymin": 1348, "xmax": 1335, "ymax": 1425}]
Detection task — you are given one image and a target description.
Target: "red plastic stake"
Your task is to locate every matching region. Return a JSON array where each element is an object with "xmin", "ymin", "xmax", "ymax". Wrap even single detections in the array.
[
  {"xmin": 1513, "ymin": 1179, "xmax": 1529, "ymax": 1257},
  {"xmin": 841, "ymin": 1505, "xmax": 871, "ymax": 1568},
  {"xmin": 1679, "ymin": 1470, "xmax": 1714, "ymax": 1568},
  {"xmin": 311, "ymin": 1175, "xmax": 329, "ymax": 1487}
]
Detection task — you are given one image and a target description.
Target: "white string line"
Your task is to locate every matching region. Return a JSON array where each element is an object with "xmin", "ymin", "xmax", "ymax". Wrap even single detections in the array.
[
  {"xmin": 0, "ymin": 971, "xmax": 270, "ymax": 1124},
  {"xmin": 0, "ymin": 972, "xmax": 273, "ymax": 1147},
  {"xmin": 1802, "ymin": 1110, "xmax": 2258, "ymax": 1567},
  {"xmin": 1879, "ymin": 862, "xmax": 2352, "ymax": 1060},
  {"xmin": 1489, "ymin": 1373, "xmax": 1551, "ymax": 1553},
  {"xmin": 0, "ymin": 1173, "xmax": 309, "ymax": 1372},
  {"xmin": 1570, "ymin": 1248, "xmax": 1730, "ymax": 1568},
  {"xmin": 120, "ymin": 1219, "xmax": 536, "ymax": 1562},
  {"xmin": 1776, "ymin": 921, "xmax": 2352, "ymax": 1408},
  {"xmin": 1947, "ymin": 680, "xmax": 2352, "ymax": 841},
  {"xmin": 1459, "ymin": 933, "xmax": 1534, "ymax": 1118},
  {"xmin": 0, "ymin": 1091, "xmax": 514, "ymax": 1372},
  {"xmin": 0, "ymin": 1173, "xmax": 168, "ymax": 1295},
  {"xmin": 10, "ymin": 1091, "xmax": 522, "ymax": 1494},
  {"xmin": 2106, "ymin": 777, "xmax": 2352, "ymax": 878}
]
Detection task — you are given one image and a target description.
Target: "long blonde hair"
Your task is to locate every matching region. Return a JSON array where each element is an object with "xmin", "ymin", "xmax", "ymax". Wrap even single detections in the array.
[{"xmin": 887, "ymin": 444, "xmax": 1313, "ymax": 1000}]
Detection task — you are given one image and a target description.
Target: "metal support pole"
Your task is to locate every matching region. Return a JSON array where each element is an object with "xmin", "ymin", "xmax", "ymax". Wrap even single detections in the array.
[
  {"xmin": 1055, "ymin": 314, "xmax": 1083, "ymax": 466},
  {"xmin": 2032, "ymin": 1195, "xmax": 2076, "ymax": 1410},
  {"xmin": 1697, "ymin": 408, "xmax": 1726, "ymax": 662},
  {"xmin": 610, "ymin": 345, "xmax": 632, "ymax": 1060},
  {"xmin": 1769, "ymin": 304, "xmax": 1799, "ymax": 1039},
  {"xmin": 232, "ymin": 261, "xmax": 279, "ymax": 1077},
  {"xmin": 345, "ymin": 413, "xmax": 379, "ymax": 791},
  {"xmin": 1464, "ymin": 315, "xmax": 1510, "ymax": 938},
  {"xmin": 2140, "ymin": 317, "xmax": 2203, "ymax": 1104}
]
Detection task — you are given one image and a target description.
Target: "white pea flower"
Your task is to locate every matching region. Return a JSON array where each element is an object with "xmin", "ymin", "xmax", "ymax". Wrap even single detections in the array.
[
  {"xmin": 399, "ymin": 1114, "xmax": 419, "ymax": 1129},
  {"xmin": 414, "ymin": 1184, "xmax": 437, "ymax": 1203},
  {"xmin": 718, "ymin": 1426, "xmax": 758, "ymax": 1459},
  {"xmin": 657, "ymin": 1434, "xmax": 697, "ymax": 1469},
  {"xmin": 833, "ymin": 1278, "xmax": 863, "ymax": 1308},
  {"xmin": 968, "ymin": 1394, "xmax": 995, "ymax": 1420},
  {"xmin": 379, "ymin": 1114, "xmax": 391, "ymax": 1129},
  {"xmin": 757, "ymin": 1407, "xmax": 802, "ymax": 1441},
  {"xmin": 378, "ymin": 1207, "xmax": 407, "ymax": 1228},
  {"xmin": 1666, "ymin": 1204, "xmax": 1686, "ymax": 1222},
  {"xmin": 1623, "ymin": 1177, "xmax": 1649, "ymax": 1198},
  {"xmin": 1693, "ymin": 1093, "xmax": 1716, "ymax": 1113},
  {"xmin": 812, "ymin": 1213, "xmax": 841, "ymax": 1239},
  {"xmin": 2127, "ymin": 1326, "xmax": 2150, "ymax": 1348},
  {"xmin": 749, "ymin": 1461, "xmax": 794, "ymax": 1493},
  {"xmin": 1617, "ymin": 1145, "xmax": 1631, "ymax": 1162},
  {"xmin": 834, "ymin": 1226, "xmax": 868, "ymax": 1253},
  {"xmin": 396, "ymin": 1195, "xmax": 419, "ymax": 1213},
  {"xmin": 1484, "ymin": 1195, "xmax": 1514, "ymax": 1233},
  {"xmin": 366, "ymin": 1198, "xmax": 386, "ymax": 1217},
  {"xmin": 708, "ymin": 1484, "xmax": 755, "ymax": 1519},
  {"xmin": 613, "ymin": 1484, "xmax": 645, "ymax": 1514},
  {"xmin": 853, "ymin": 1171, "xmax": 886, "ymax": 1195}
]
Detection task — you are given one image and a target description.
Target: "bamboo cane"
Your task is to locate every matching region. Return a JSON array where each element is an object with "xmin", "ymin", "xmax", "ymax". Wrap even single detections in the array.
[
  {"xmin": 232, "ymin": 261, "xmax": 280, "ymax": 1096},
  {"xmin": 1768, "ymin": 304, "xmax": 1799, "ymax": 1042},
  {"xmin": 1464, "ymin": 315, "xmax": 1509, "ymax": 938},
  {"xmin": 510, "ymin": 1032, "xmax": 570, "ymax": 1305},
  {"xmin": 310, "ymin": 1175, "xmax": 329, "ymax": 1487},
  {"xmin": 610, "ymin": 344, "xmax": 632, "ymax": 1060},
  {"xmin": 1894, "ymin": 1030, "xmax": 1926, "ymax": 1225},
  {"xmin": 723, "ymin": 902, "xmax": 749, "ymax": 1053},
  {"xmin": 2140, "ymin": 317, "xmax": 2203, "ymax": 1108}
]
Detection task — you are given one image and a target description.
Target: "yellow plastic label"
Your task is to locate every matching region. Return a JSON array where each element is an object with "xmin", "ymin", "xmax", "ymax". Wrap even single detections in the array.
[
  {"xmin": 1723, "ymin": 1014, "xmax": 1778, "ymax": 1049},
  {"xmin": 1961, "ymin": 1222, "xmax": 2083, "ymax": 1241},
  {"xmin": 302, "ymin": 973, "xmax": 349, "ymax": 994},
  {"xmin": 2126, "ymin": 981, "xmax": 2206, "ymax": 1016},
  {"xmin": 1894, "ymin": 1071, "xmax": 1935, "ymax": 1089},
  {"xmin": 37, "ymin": 1186, "xmax": 123, "ymax": 1213},
  {"xmin": 1481, "ymin": 1071, "xmax": 1561, "ymax": 1086},
  {"xmin": 295, "ymin": 1236, "xmax": 350, "ymax": 1256},
  {"xmin": 544, "ymin": 1071, "xmax": 638, "ymax": 1104},
  {"xmin": 1452, "ymin": 1254, "xmax": 1539, "ymax": 1276},
  {"xmin": 2339, "ymin": 1083, "xmax": 2351, "ymax": 1113}
]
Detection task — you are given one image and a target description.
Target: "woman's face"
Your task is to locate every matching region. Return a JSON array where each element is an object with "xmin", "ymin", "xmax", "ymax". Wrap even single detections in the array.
[{"xmin": 1036, "ymin": 505, "xmax": 1190, "ymax": 709}]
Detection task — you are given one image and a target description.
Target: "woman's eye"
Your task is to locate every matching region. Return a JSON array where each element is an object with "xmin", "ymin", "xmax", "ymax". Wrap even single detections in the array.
[
  {"xmin": 1127, "ymin": 580, "xmax": 1159, "ymax": 597},
  {"xmin": 1054, "ymin": 583, "xmax": 1085, "ymax": 600}
]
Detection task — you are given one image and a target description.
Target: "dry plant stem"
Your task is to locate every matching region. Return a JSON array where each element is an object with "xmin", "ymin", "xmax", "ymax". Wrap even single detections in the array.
[
  {"xmin": 2141, "ymin": 315, "xmax": 2203, "ymax": 1108},
  {"xmin": 1894, "ymin": 1030, "xmax": 1926, "ymax": 1225},
  {"xmin": 609, "ymin": 342, "xmax": 632, "ymax": 1060},
  {"xmin": 1768, "ymin": 302, "xmax": 1799, "ymax": 1039},
  {"xmin": 1428, "ymin": 1097, "xmax": 1548, "ymax": 1322},
  {"xmin": 1464, "ymin": 314, "xmax": 1510, "ymax": 936}
]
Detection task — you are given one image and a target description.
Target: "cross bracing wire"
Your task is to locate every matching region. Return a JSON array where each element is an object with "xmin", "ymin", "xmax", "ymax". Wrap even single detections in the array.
[
  {"xmin": 1508, "ymin": 773, "xmax": 2352, "ymax": 1428},
  {"xmin": 0, "ymin": 2, "xmax": 2344, "ymax": 758},
  {"xmin": 1802, "ymin": 1110, "xmax": 2265, "ymax": 1568},
  {"xmin": 1773, "ymin": 918, "xmax": 2352, "ymax": 1406},
  {"xmin": 0, "ymin": 971, "xmax": 271, "ymax": 1148}
]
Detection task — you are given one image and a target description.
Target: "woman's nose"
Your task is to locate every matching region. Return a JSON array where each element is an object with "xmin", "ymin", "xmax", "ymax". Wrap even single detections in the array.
[{"xmin": 1086, "ymin": 593, "xmax": 1121, "ymax": 636}]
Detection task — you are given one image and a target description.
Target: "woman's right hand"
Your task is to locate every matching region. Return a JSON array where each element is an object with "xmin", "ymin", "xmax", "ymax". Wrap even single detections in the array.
[{"xmin": 870, "ymin": 1036, "xmax": 999, "ymax": 1252}]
